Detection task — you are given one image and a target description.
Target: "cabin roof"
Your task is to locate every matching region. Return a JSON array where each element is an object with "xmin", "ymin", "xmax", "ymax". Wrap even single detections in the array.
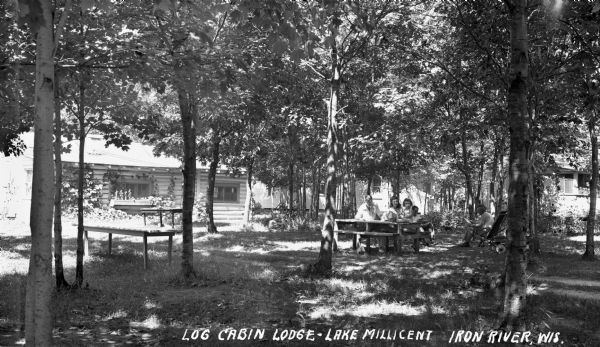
[{"xmin": 18, "ymin": 133, "xmax": 238, "ymax": 172}]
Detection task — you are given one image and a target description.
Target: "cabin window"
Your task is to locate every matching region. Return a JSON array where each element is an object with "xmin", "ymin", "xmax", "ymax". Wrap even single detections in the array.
[
  {"xmin": 372, "ymin": 175, "xmax": 382, "ymax": 193},
  {"xmin": 214, "ymin": 185, "xmax": 238, "ymax": 202},
  {"xmin": 578, "ymin": 174, "xmax": 591, "ymax": 189},
  {"xmin": 120, "ymin": 182, "xmax": 151, "ymax": 199},
  {"xmin": 560, "ymin": 174, "xmax": 575, "ymax": 194}
]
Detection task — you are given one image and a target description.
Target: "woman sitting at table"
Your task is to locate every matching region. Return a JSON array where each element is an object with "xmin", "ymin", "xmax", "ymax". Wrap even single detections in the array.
[{"xmin": 382, "ymin": 196, "xmax": 402, "ymax": 222}]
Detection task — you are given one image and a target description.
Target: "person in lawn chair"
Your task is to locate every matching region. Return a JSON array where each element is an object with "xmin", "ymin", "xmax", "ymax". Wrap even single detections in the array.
[{"xmin": 459, "ymin": 205, "xmax": 494, "ymax": 247}]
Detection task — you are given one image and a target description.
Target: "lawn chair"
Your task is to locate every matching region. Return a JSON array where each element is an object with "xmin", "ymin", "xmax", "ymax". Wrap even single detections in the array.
[{"xmin": 481, "ymin": 211, "xmax": 508, "ymax": 253}]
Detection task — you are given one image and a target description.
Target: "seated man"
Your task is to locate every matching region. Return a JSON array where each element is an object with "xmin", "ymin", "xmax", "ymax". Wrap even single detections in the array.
[
  {"xmin": 355, "ymin": 194, "xmax": 381, "ymax": 220},
  {"xmin": 460, "ymin": 205, "xmax": 493, "ymax": 247}
]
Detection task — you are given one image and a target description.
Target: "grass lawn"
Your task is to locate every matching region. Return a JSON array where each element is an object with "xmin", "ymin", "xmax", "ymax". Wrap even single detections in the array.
[{"xmin": 1, "ymin": 218, "xmax": 599, "ymax": 346}]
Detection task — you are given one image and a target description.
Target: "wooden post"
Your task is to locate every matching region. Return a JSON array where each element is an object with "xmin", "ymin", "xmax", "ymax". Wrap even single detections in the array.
[
  {"xmin": 168, "ymin": 234, "xmax": 173, "ymax": 264},
  {"xmin": 108, "ymin": 233, "xmax": 112, "ymax": 255},
  {"xmin": 143, "ymin": 234, "xmax": 148, "ymax": 270},
  {"xmin": 366, "ymin": 223, "xmax": 371, "ymax": 252},
  {"xmin": 84, "ymin": 230, "xmax": 89, "ymax": 257}
]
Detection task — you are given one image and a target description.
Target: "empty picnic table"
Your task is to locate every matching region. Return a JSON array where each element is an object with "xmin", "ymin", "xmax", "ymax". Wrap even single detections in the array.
[
  {"xmin": 140, "ymin": 207, "xmax": 183, "ymax": 228},
  {"xmin": 334, "ymin": 219, "xmax": 430, "ymax": 254},
  {"xmin": 82, "ymin": 225, "xmax": 182, "ymax": 269}
]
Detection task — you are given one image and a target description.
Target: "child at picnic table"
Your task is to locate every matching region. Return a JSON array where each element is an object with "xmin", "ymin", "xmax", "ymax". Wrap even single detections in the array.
[{"xmin": 405, "ymin": 205, "xmax": 422, "ymax": 223}]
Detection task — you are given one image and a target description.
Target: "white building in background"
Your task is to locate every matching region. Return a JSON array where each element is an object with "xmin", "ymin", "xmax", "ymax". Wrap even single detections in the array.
[{"xmin": 0, "ymin": 133, "xmax": 248, "ymax": 223}]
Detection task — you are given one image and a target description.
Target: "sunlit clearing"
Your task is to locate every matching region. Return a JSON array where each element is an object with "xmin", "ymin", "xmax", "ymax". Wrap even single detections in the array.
[
  {"xmin": 130, "ymin": 314, "xmax": 161, "ymax": 330},
  {"xmin": 144, "ymin": 300, "xmax": 162, "ymax": 309},
  {"xmin": 103, "ymin": 309, "xmax": 128, "ymax": 321},
  {"xmin": 271, "ymin": 241, "xmax": 318, "ymax": 251},
  {"xmin": 309, "ymin": 301, "xmax": 426, "ymax": 319},
  {"xmin": 198, "ymin": 233, "xmax": 224, "ymax": 240},
  {"xmin": 324, "ymin": 278, "xmax": 368, "ymax": 293},
  {"xmin": 223, "ymin": 245, "xmax": 269, "ymax": 254},
  {"xmin": 568, "ymin": 235, "xmax": 600, "ymax": 242},
  {"xmin": 250, "ymin": 268, "xmax": 277, "ymax": 281},
  {"xmin": 422, "ymin": 269, "xmax": 454, "ymax": 279},
  {"xmin": 0, "ymin": 257, "xmax": 28, "ymax": 275},
  {"xmin": 198, "ymin": 250, "xmax": 211, "ymax": 257}
]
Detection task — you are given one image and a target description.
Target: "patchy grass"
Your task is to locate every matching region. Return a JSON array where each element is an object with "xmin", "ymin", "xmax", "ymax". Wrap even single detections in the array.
[{"xmin": 1, "ymin": 218, "xmax": 599, "ymax": 346}]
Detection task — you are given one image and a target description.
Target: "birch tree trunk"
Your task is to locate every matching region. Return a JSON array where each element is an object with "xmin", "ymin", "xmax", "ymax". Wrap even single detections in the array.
[
  {"xmin": 583, "ymin": 118, "xmax": 597, "ymax": 260},
  {"xmin": 25, "ymin": 0, "xmax": 55, "ymax": 343},
  {"xmin": 501, "ymin": 0, "xmax": 530, "ymax": 330},
  {"xmin": 314, "ymin": 20, "xmax": 340, "ymax": 274}
]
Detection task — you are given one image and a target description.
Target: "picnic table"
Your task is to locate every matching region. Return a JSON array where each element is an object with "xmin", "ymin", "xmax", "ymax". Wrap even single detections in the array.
[
  {"xmin": 334, "ymin": 219, "xmax": 431, "ymax": 254},
  {"xmin": 140, "ymin": 207, "xmax": 183, "ymax": 228},
  {"xmin": 83, "ymin": 225, "xmax": 182, "ymax": 269}
]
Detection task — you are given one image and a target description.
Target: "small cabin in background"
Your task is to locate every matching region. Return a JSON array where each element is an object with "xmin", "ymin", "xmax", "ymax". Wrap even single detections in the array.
[{"xmin": 0, "ymin": 133, "xmax": 247, "ymax": 223}]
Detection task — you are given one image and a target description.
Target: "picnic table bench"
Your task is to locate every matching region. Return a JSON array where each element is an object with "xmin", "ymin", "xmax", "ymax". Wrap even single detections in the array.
[
  {"xmin": 334, "ymin": 219, "xmax": 432, "ymax": 254},
  {"xmin": 83, "ymin": 225, "xmax": 182, "ymax": 269},
  {"xmin": 140, "ymin": 207, "xmax": 183, "ymax": 228}
]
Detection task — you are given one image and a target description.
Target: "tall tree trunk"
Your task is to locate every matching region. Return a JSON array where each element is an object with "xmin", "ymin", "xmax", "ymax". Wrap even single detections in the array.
[
  {"xmin": 501, "ymin": 0, "xmax": 530, "ymax": 330},
  {"xmin": 53, "ymin": 71, "xmax": 69, "ymax": 289},
  {"xmin": 475, "ymin": 141, "xmax": 486, "ymax": 206},
  {"xmin": 302, "ymin": 165, "xmax": 307, "ymax": 216},
  {"xmin": 74, "ymin": 77, "xmax": 85, "ymax": 288},
  {"xmin": 206, "ymin": 131, "xmax": 220, "ymax": 234},
  {"xmin": 583, "ymin": 119, "xmax": 597, "ymax": 260},
  {"xmin": 288, "ymin": 162, "xmax": 294, "ymax": 213},
  {"xmin": 243, "ymin": 158, "xmax": 254, "ymax": 226},
  {"xmin": 314, "ymin": 22, "xmax": 340, "ymax": 274},
  {"xmin": 461, "ymin": 133, "xmax": 474, "ymax": 218},
  {"xmin": 528, "ymin": 164, "xmax": 541, "ymax": 256},
  {"xmin": 178, "ymin": 90, "xmax": 197, "ymax": 278},
  {"xmin": 394, "ymin": 167, "xmax": 401, "ymax": 198},
  {"xmin": 25, "ymin": 1, "xmax": 55, "ymax": 343},
  {"xmin": 366, "ymin": 174, "xmax": 372, "ymax": 195},
  {"xmin": 497, "ymin": 152, "xmax": 506, "ymax": 212},
  {"xmin": 490, "ymin": 136, "xmax": 504, "ymax": 214},
  {"xmin": 313, "ymin": 167, "xmax": 321, "ymax": 220},
  {"xmin": 310, "ymin": 166, "xmax": 317, "ymax": 218}
]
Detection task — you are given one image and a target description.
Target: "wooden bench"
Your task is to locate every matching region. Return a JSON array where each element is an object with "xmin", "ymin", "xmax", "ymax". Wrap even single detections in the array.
[
  {"xmin": 335, "ymin": 219, "xmax": 431, "ymax": 254},
  {"xmin": 140, "ymin": 207, "xmax": 183, "ymax": 228},
  {"xmin": 82, "ymin": 225, "xmax": 182, "ymax": 269}
]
